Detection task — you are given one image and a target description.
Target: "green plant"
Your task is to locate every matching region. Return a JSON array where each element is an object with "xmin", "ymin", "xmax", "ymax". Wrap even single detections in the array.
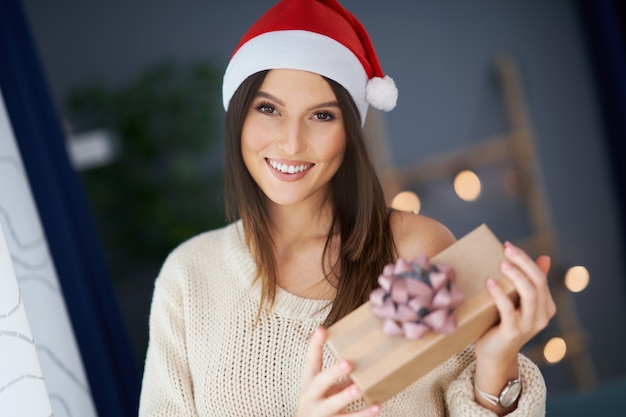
[{"xmin": 67, "ymin": 60, "xmax": 227, "ymax": 282}]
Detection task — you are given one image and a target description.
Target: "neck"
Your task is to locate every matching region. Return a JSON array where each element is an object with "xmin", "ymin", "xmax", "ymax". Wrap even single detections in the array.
[
  {"xmin": 267, "ymin": 197, "xmax": 336, "ymax": 245},
  {"xmin": 270, "ymin": 196, "xmax": 340, "ymax": 291}
]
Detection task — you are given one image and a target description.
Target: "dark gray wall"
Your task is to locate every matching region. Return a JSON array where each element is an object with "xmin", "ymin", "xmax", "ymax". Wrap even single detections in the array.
[{"xmin": 22, "ymin": 0, "xmax": 626, "ymax": 393}]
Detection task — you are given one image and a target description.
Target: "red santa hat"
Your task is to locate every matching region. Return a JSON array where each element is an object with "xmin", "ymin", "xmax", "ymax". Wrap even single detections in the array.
[{"xmin": 222, "ymin": 0, "xmax": 398, "ymax": 125}]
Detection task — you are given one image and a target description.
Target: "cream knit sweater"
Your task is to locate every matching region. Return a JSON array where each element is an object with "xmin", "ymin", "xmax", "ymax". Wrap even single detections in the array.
[{"xmin": 138, "ymin": 221, "xmax": 547, "ymax": 416}]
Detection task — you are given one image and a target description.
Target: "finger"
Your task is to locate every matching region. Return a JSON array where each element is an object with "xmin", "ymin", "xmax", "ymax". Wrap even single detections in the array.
[
  {"xmin": 486, "ymin": 278, "xmax": 518, "ymax": 330},
  {"xmin": 504, "ymin": 243, "xmax": 554, "ymax": 318},
  {"xmin": 503, "ymin": 242, "xmax": 546, "ymax": 287},
  {"xmin": 504, "ymin": 244, "xmax": 554, "ymax": 311},
  {"xmin": 501, "ymin": 258, "xmax": 556, "ymax": 334},
  {"xmin": 502, "ymin": 261, "xmax": 547, "ymax": 332},
  {"xmin": 301, "ymin": 327, "xmax": 327, "ymax": 389},
  {"xmin": 324, "ymin": 377, "xmax": 353, "ymax": 397},
  {"xmin": 318, "ymin": 384, "xmax": 363, "ymax": 415},
  {"xmin": 308, "ymin": 359, "xmax": 353, "ymax": 400},
  {"xmin": 534, "ymin": 255, "xmax": 557, "ymax": 320},
  {"xmin": 501, "ymin": 261, "xmax": 538, "ymax": 300},
  {"xmin": 344, "ymin": 403, "xmax": 381, "ymax": 416},
  {"xmin": 536, "ymin": 255, "xmax": 551, "ymax": 276}
]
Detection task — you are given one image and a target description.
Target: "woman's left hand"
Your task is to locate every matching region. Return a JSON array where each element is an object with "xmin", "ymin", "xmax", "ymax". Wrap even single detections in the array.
[{"xmin": 473, "ymin": 241, "xmax": 557, "ymax": 411}]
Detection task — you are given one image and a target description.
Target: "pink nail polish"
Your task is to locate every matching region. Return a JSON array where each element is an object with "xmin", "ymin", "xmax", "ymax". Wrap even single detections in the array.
[{"xmin": 505, "ymin": 244, "xmax": 518, "ymax": 255}]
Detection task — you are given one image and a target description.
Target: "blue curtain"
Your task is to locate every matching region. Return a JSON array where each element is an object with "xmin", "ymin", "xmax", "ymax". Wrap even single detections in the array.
[
  {"xmin": 576, "ymin": 0, "xmax": 626, "ymax": 247},
  {"xmin": 0, "ymin": 1, "xmax": 140, "ymax": 416}
]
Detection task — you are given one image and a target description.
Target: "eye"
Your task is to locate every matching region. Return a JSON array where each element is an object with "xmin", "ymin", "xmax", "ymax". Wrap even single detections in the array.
[
  {"xmin": 312, "ymin": 111, "xmax": 335, "ymax": 121},
  {"xmin": 256, "ymin": 102, "xmax": 278, "ymax": 115}
]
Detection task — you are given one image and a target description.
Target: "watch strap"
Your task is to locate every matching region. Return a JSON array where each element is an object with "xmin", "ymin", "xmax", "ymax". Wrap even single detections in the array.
[
  {"xmin": 474, "ymin": 369, "xmax": 521, "ymax": 408},
  {"xmin": 474, "ymin": 383, "xmax": 501, "ymax": 406}
]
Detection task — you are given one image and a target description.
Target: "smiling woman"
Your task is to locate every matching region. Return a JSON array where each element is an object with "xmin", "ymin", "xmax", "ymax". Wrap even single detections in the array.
[
  {"xmin": 138, "ymin": 1, "xmax": 556, "ymax": 416},
  {"xmin": 241, "ymin": 70, "xmax": 346, "ymax": 210}
]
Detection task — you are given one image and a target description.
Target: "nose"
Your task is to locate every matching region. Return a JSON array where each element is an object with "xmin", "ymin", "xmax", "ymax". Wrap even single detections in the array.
[{"xmin": 276, "ymin": 117, "xmax": 307, "ymax": 156}]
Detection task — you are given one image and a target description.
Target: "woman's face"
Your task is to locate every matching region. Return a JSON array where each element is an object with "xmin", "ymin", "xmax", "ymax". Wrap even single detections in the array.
[{"xmin": 241, "ymin": 69, "xmax": 346, "ymax": 209}]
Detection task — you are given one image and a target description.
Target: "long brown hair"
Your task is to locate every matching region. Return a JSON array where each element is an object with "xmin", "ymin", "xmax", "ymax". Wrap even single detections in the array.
[{"xmin": 224, "ymin": 70, "xmax": 396, "ymax": 326}]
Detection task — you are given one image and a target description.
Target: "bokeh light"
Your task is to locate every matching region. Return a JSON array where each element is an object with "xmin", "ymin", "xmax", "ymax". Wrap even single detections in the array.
[
  {"xmin": 454, "ymin": 169, "xmax": 482, "ymax": 201},
  {"xmin": 564, "ymin": 266, "xmax": 590, "ymax": 293},
  {"xmin": 391, "ymin": 191, "xmax": 421, "ymax": 214},
  {"xmin": 544, "ymin": 337, "xmax": 567, "ymax": 364}
]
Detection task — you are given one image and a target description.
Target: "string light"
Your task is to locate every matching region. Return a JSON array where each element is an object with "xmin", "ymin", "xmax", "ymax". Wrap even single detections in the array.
[{"xmin": 453, "ymin": 169, "xmax": 481, "ymax": 201}]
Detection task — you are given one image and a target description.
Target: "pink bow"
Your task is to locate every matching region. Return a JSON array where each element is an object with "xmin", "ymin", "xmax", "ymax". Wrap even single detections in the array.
[{"xmin": 370, "ymin": 254, "xmax": 464, "ymax": 339}]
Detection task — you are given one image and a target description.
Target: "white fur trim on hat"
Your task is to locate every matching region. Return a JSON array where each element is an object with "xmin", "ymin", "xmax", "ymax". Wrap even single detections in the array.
[{"xmin": 223, "ymin": 30, "xmax": 370, "ymax": 125}]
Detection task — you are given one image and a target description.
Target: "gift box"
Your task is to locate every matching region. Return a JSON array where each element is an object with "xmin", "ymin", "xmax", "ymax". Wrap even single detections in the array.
[{"xmin": 325, "ymin": 224, "xmax": 517, "ymax": 405}]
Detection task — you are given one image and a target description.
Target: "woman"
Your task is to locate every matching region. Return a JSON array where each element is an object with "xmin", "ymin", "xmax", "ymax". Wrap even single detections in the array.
[{"xmin": 139, "ymin": 1, "xmax": 556, "ymax": 416}]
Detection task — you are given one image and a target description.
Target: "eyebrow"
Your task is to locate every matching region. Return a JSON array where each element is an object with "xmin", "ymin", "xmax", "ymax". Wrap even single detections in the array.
[
  {"xmin": 255, "ymin": 91, "xmax": 340, "ymax": 111},
  {"xmin": 256, "ymin": 91, "xmax": 284, "ymax": 106}
]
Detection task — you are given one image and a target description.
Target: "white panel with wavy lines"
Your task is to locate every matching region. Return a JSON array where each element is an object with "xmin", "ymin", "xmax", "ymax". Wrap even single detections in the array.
[{"xmin": 0, "ymin": 89, "xmax": 97, "ymax": 416}]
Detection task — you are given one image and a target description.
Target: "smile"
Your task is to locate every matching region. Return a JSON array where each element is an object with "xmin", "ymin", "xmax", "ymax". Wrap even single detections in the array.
[{"xmin": 267, "ymin": 158, "xmax": 313, "ymax": 174}]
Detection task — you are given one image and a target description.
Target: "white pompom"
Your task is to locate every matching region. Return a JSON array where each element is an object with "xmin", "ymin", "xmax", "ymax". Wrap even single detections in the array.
[{"xmin": 366, "ymin": 75, "xmax": 398, "ymax": 111}]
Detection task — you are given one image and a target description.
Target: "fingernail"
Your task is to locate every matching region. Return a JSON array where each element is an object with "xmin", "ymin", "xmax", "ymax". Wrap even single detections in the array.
[
  {"xmin": 486, "ymin": 278, "xmax": 497, "ymax": 288},
  {"xmin": 370, "ymin": 404, "xmax": 381, "ymax": 414},
  {"xmin": 349, "ymin": 385, "xmax": 360, "ymax": 397},
  {"xmin": 505, "ymin": 244, "xmax": 518, "ymax": 255},
  {"xmin": 339, "ymin": 360, "xmax": 350, "ymax": 371},
  {"xmin": 501, "ymin": 261, "xmax": 512, "ymax": 270}
]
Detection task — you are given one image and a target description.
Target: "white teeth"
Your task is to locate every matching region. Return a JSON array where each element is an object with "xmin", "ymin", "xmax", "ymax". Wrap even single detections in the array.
[{"xmin": 268, "ymin": 159, "xmax": 310, "ymax": 174}]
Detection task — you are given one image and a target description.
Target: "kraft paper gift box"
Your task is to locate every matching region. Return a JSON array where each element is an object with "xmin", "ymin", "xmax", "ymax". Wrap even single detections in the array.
[{"xmin": 326, "ymin": 224, "xmax": 518, "ymax": 405}]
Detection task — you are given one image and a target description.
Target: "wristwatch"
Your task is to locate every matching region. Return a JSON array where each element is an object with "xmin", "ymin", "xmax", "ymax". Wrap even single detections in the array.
[{"xmin": 474, "ymin": 370, "xmax": 522, "ymax": 408}]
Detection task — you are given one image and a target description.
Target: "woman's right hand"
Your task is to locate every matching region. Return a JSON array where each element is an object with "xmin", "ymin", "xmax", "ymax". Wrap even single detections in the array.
[{"xmin": 295, "ymin": 327, "xmax": 381, "ymax": 417}]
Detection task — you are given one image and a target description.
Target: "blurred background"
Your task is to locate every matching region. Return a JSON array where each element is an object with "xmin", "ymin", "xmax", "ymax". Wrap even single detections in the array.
[{"xmin": 15, "ymin": 0, "xmax": 626, "ymax": 413}]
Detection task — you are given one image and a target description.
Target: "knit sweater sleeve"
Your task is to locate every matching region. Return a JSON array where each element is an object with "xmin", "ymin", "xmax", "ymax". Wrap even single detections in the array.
[
  {"xmin": 446, "ymin": 352, "xmax": 546, "ymax": 417},
  {"xmin": 138, "ymin": 251, "xmax": 199, "ymax": 417}
]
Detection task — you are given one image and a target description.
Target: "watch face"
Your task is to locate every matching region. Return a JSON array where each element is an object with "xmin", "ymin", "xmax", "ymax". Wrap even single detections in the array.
[{"xmin": 500, "ymin": 381, "xmax": 522, "ymax": 408}]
